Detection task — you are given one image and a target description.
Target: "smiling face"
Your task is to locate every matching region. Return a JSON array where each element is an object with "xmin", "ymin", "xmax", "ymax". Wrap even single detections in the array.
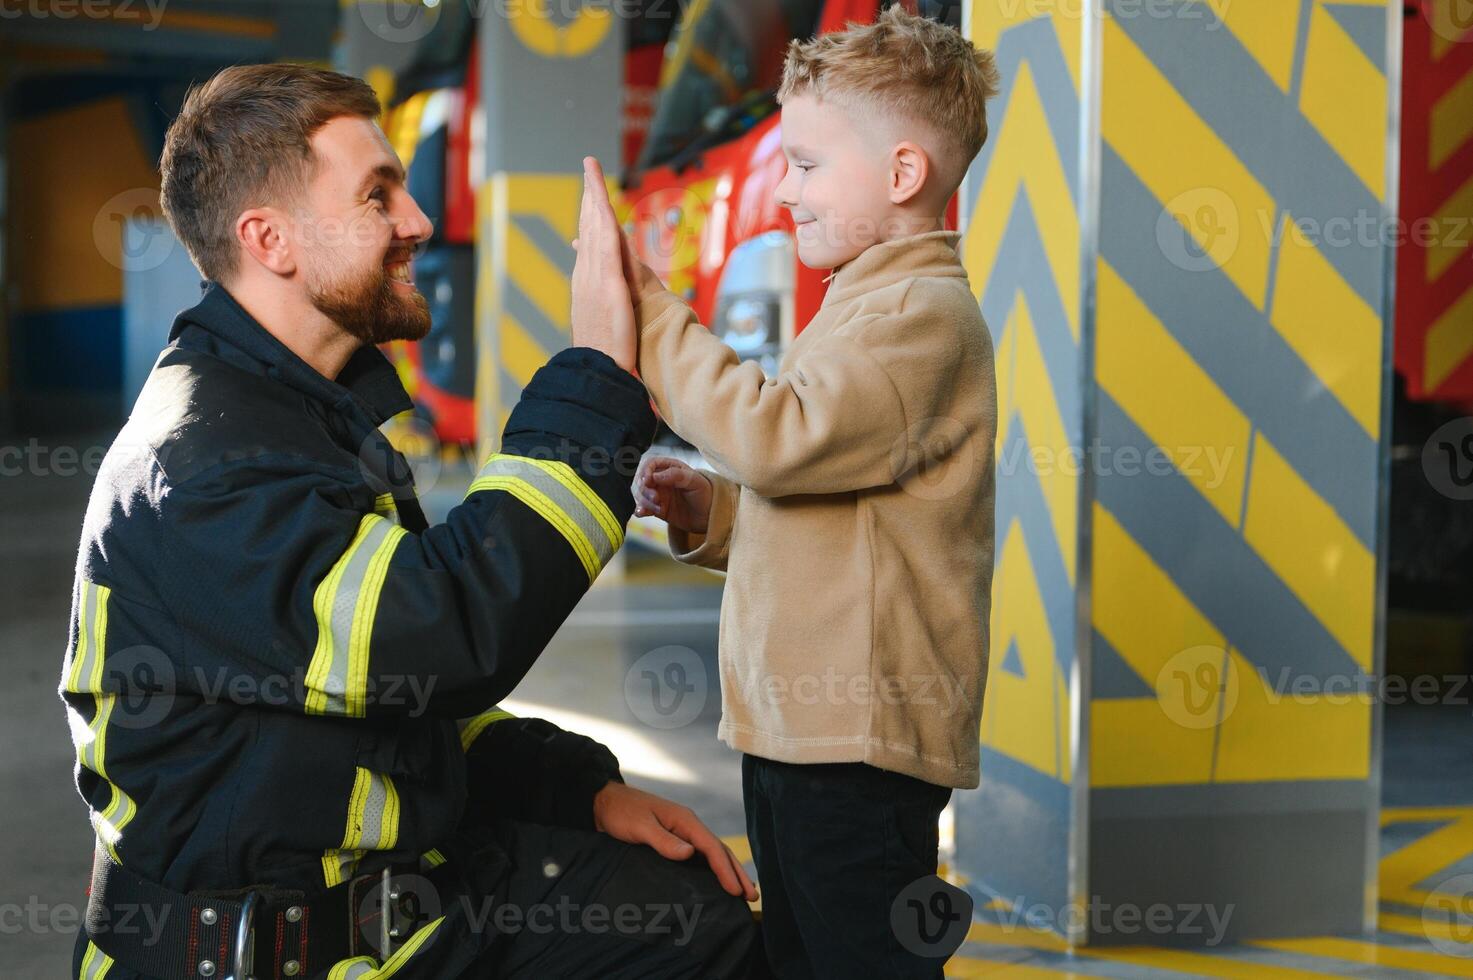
[
  {"xmin": 774, "ymin": 93, "xmax": 901, "ymax": 270},
  {"xmin": 294, "ymin": 116, "xmax": 433, "ymax": 345}
]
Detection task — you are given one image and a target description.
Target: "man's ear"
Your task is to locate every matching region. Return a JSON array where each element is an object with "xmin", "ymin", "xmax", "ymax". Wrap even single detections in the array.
[
  {"xmin": 888, "ymin": 141, "xmax": 931, "ymax": 206},
  {"xmin": 236, "ymin": 208, "xmax": 297, "ymax": 277}
]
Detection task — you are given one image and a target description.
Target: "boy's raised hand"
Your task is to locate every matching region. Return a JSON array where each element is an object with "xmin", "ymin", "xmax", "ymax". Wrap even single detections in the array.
[
  {"xmin": 570, "ymin": 156, "xmax": 637, "ymax": 374},
  {"xmin": 633, "ymin": 456, "xmax": 713, "ymax": 534}
]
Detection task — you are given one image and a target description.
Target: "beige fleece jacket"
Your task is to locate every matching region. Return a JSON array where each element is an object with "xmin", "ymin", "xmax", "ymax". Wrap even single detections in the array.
[{"xmin": 635, "ymin": 230, "xmax": 997, "ymax": 789}]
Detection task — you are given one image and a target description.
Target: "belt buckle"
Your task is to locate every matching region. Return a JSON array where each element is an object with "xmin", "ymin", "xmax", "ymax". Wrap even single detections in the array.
[{"xmin": 228, "ymin": 890, "xmax": 259, "ymax": 980}]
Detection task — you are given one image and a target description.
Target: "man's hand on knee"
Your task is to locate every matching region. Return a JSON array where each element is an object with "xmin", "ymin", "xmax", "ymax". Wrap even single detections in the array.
[{"xmin": 592, "ymin": 782, "xmax": 758, "ymax": 902}]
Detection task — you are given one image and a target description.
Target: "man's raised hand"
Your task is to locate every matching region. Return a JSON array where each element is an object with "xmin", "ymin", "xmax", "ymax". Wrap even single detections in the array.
[{"xmin": 570, "ymin": 156, "xmax": 637, "ymax": 374}]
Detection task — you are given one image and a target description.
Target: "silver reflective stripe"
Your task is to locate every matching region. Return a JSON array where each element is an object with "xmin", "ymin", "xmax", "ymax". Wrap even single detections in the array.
[
  {"xmin": 311, "ymin": 518, "xmax": 400, "ymax": 716},
  {"xmin": 359, "ymin": 773, "xmax": 388, "ymax": 850},
  {"xmin": 70, "ymin": 581, "xmax": 103, "ymax": 694},
  {"xmin": 80, "ymin": 941, "xmax": 113, "ymax": 980},
  {"xmin": 473, "ymin": 457, "xmax": 618, "ymax": 572}
]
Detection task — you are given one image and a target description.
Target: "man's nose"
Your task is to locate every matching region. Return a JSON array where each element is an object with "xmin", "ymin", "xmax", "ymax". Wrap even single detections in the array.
[{"xmin": 396, "ymin": 193, "xmax": 434, "ymax": 243}]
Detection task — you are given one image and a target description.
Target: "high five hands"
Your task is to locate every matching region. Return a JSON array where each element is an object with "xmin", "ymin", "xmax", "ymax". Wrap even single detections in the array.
[{"xmin": 569, "ymin": 156, "xmax": 662, "ymax": 375}]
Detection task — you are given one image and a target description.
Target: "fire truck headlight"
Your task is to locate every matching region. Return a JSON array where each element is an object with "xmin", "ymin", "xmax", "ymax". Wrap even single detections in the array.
[
  {"xmin": 713, "ymin": 232, "xmax": 795, "ymax": 374},
  {"xmin": 719, "ymin": 297, "xmax": 777, "ymax": 354}
]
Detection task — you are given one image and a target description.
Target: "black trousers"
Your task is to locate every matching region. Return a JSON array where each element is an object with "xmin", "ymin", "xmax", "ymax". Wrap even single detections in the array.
[
  {"xmin": 742, "ymin": 754, "xmax": 954, "ymax": 980},
  {"xmin": 73, "ymin": 818, "xmax": 760, "ymax": 979}
]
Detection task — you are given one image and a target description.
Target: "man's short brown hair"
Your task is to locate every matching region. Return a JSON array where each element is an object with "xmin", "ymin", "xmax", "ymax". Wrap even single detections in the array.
[
  {"xmin": 160, "ymin": 64, "xmax": 382, "ymax": 283},
  {"xmin": 777, "ymin": 6, "xmax": 1001, "ymax": 183}
]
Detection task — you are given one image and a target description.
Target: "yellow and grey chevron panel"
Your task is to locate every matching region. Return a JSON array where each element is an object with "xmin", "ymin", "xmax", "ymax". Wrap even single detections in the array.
[
  {"xmin": 474, "ymin": 173, "xmax": 582, "ymax": 455},
  {"xmin": 466, "ymin": 453, "xmax": 623, "ymax": 581},
  {"xmin": 306, "ymin": 515, "xmax": 408, "ymax": 718},
  {"xmin": 1091, "ymin": 0, "xmax": 1389, "ymax": 791},
  {"xmin": 960, "ymin": 0, "xmax": 1085, "ymax": 920},
  {"xmin": 959, "ymin": 0, "xmax": 1395, "ymax": 943}
]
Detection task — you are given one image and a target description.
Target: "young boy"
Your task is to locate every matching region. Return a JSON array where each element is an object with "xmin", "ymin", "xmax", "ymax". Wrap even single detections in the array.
[{"xmin": 579, "ymin": 8, "xmax": 999, "ymax": 976}]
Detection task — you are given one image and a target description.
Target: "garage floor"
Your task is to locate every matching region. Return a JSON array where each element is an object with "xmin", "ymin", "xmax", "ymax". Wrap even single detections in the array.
[{"xmin": 3, "ymin": 447, "xmax": 1470, "ymax": 977}]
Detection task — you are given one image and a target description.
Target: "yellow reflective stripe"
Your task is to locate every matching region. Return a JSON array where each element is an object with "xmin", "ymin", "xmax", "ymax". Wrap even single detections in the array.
[
  {"xmin": 344, "ymin": 767, "xmax": 400, "ymax": 852},
  {"xmin": 63, "ymin": 584, "xmax": 136, "ymax": 866},
  {"xmin": 80, "ymin": 940, "xmax": 114, "ymax": 980},
  {"xmin": 457, "ymin": 707, "xmax": 516, "ymax": 751},
  {"xmin": 369, "ymin": 916, "xmax": 445, "ymax": 978},
  {"xmin": 469, "ymin": 454, "xmax": 623, "ymax": 554},
  {"xmin": 91, "ymin": 778, "xmax": 137, "ymax": 866},
  {"xmin": 321, "ymin": 848, "xmax": 364, "ymax": 888},
  {"xmin": 422, "ymin": 848, "xmax": 447, "ymax": 868},
  {"xmin": 467, "ymin": 475, "xmax": 599, "ymax": 580},
  {"xmin": 327, "ymin": 957, "xmax": 378, "ymax": 980},
  {"xmin": 306, "ymin": 516, "xmax": 408, "ymax": 717}
]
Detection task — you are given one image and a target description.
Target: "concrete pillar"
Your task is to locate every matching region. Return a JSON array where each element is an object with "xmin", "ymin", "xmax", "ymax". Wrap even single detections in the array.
[
  {"xmin": 473, "ymin": 1, "xmax": 625, "ymax": 456},
  {"xmin": 957, "ymin": 0, "xmax": 1399, "ymax": 945}
]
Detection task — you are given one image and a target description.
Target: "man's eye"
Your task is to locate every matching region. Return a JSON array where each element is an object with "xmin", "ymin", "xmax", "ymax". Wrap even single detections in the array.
[{"xmin": 369, "ymin": 187, "xmax": 387, "ymax": 205}]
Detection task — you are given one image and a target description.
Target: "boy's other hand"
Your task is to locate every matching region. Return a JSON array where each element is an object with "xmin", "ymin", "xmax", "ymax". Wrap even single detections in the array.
[
  {"xmin": 571, "ymin": 156, "xmax": 637, "ymax": 374},
  {"xmin": 633, "ymin": 456, "xmax": 713, "ymax": 534}
]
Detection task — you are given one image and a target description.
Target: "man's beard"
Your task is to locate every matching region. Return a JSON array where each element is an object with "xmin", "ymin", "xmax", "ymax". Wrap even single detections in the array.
[{"xmin": 308, "ymin": 255, "xmax": 432, "ymax": 346}]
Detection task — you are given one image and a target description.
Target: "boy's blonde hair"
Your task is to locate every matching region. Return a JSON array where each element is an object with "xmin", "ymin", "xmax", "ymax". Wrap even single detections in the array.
[{"xmin": 777, "ymin": 6, "xmax": 1001, "ymax": 183}]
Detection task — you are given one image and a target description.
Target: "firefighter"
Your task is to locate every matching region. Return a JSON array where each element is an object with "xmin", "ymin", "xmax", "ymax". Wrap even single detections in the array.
[{"xmin": 63, "ymin": 63, "xmax": 758, "ymax": 979}]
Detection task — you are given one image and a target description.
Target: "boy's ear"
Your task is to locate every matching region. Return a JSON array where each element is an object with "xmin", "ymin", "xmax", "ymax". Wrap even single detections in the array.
[{"xmin": 888, "ymin": 141, "xmax": 931, "ymax": 206}]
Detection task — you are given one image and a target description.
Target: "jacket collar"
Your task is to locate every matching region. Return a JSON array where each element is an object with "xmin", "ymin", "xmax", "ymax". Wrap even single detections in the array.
[
  {"xmin": 820, "ymin": 230, "xmax": 966, "ymax": 309},
  {"xmin": 167, "ymin": 281, "xmax": 413, "ymax": 426}
]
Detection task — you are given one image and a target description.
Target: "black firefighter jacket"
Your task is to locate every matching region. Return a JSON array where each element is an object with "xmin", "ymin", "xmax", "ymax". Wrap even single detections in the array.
[{"xmin": 59, "ymin": 282, "xmax": 657, "ymax": 911}]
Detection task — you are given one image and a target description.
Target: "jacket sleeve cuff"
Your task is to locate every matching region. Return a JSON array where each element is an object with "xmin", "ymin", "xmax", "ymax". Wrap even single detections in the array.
[
  {"xmin": 668, "ymin": 471, "xmax": 737, "ymax": 570},
  {"xmin": 501, "ymin": 347, "xmax": 657, "ymax": 465}
]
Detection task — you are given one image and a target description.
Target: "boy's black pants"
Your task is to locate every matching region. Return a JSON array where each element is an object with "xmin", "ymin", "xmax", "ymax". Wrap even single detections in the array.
[{"xmin": 742, "ymin": 754, "xmax": 955, "ymax": 979}]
